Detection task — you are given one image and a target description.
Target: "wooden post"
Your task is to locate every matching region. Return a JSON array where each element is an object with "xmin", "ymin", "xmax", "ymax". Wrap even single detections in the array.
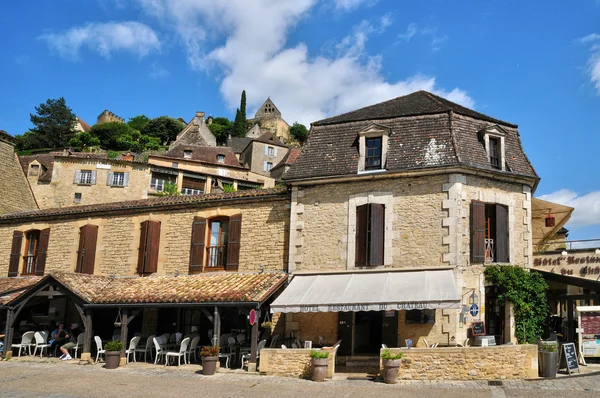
[
  {"xmin": 249, "ymin": 309, "xmax": 260, "ymax": 368},
  {"xmin": 213, "ymin": 306, "xmax": 220, "ymax": 347},
  {"xmin": 120, "ymin": 309, "xmax": 128, "ymax": 358},
  {"xmin": 3, "ymin": 309, "xmax": 14, "ymax": 358}
]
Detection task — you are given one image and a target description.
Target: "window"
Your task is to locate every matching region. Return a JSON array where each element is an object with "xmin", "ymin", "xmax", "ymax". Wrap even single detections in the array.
[
  {"xmin": 76, "ymin": 225, "xmax": 98, "ymax": 274},
  {"xmin": 181, "ymin": 177, "xmax": 205, "ymax": 195},
  {"xmin": 74, "ymin": 170, "xmax": 96, "ymax": 185},
  {"xmin": 471, "ymin": 201, "xmax": 509, "ymax": 263},
  {"xmin": 12, "ymin": 229, "xmax": 50, "ymax": 276},
  {"xmin": 489, "ymin": 137, "xmax": 500, "ymax": 169},
  {"xmin": 365, "ymin": 138, "xmax": 382, "ymax": 170},
  {"xmin": 189, "ymin": 215, "xmax": 242, "ymax": 273},
  {"xmin": 267, "ymin": 146, "xmax": 275, "ymax": 157},
  {"xmin": 29, "ymin": 164, "xmax": 40, "ymax": 176},
  {"xmin": 405, "ymin": 309, "xmax": 436, "ymax": 324},
  {"xmin": 479, "ymin": 126, "xmax": 506, "ymax": 171},
  {"xmin": 217, "ymin": 154, "xmax": 225, "ymax": 163},
  {"xmin": 74, "ymin": 193, "xmax": 82, "ymax": 203},
  {"xmin": 23, "ymin": 230, "xmax": 40, "ymax": 275},
  {"xmin": 184, "ymin": 150, "xmax": 192, "ymax": 159},
  {"xmin": 151, "ymin": 173, "xmax": 175, "ymax": 192},
  {"xmin": 264, "ymin": 161, "xmax": 273, "ymax": 172},
  {"xmin": 355, "ymin": 203, "xmax": 385, "ymax": 267},
  {"xmin": 137, "ymin": 220, "xmax": 161, "ymax": 275},
  {"xmin": 208, "ymin": 218, "xmax": 229, "ymax": 268},
  {"xmin": 172, "ymin": 162, "xmax": 179, "ymax": 168},
  {"xmin": 107, "ymin": 171, "xmax": 128, "ymax": 187}
]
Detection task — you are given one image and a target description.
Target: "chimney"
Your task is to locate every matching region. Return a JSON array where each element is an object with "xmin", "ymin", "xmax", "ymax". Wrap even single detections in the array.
[
  {"xmin": 195, "ymin": 111, "xmax": 205, "ymax": 126},
  {"xmin": 121, "ymin": 152, "xmax": 134, "ymax": 162},
  {"xmin": 207, "ymin": 115, "xmax": 213, "ymax": 125}
]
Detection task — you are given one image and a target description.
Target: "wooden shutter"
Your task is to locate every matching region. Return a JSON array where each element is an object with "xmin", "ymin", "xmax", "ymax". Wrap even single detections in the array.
[
  {"xmin": 189, "ymin": 217, "xmax": 207, "ymax": 274},
  {"xmin": 76, "ymin": 225, "xmax": 98, "ymax": 274},
  {"xmin": 123, "ymin": 172, "xmax": 130, "ymax": 187},
  {"xmin": 226, "ymin": 214, "xmax": 242, "ymax": 271},
  {"xmin": 8, "ymin": 231, "xmax": 23, "ymax": 277},
  {"xmin": 495, "ymin": 204, "xmax": 510, "ymax": 263},
  {"xmin": 35, "ymin": 228, "xmax": 50, "ymax": 276},
  {"xmin": 90, "ymin": 171, "xmax": 97, "ymax": 185},
  {"xmin": 471, "ymin": 201, "xmax": 486, "ymax": 263},
  {"xmin": 74, "ymin": 170, "xmax": 81, "ymax": 184},
  {"xmin": 355, "ymin": 204, "xmax": 368, "ymax": 267},
  {"xmin": 137, "ymin": 221, "xmax": 149, "ymax": 274},
  {"xmin": 369, "ymin": 203, "xmax": 385, "ymax": 266},
  {"xmin": 107, "ymin": 171, "xmax": 114, "ymax": 186},
  {"xmin": 145, "ymin": 221, "xmax": 161, "ymax": 274}
]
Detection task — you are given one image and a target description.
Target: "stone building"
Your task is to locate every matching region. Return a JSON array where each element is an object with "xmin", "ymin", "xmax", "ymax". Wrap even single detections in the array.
[
  {"xmin": 271, "ymin": 91, "xmax": 539, "ymax": 361},
  {"xmin": 0, "ymin": 130, "xmax": 38, "ymax": 215},
  {"xmin": 270, "ymin": 147, "xmax": 301, "ymax": 181},
  {"xmin": 96, "ymin": 110, "xmax": 125, "ymax": 125},
  {"xmin": 239, "ymin": 132, "xmax": 289, "ymax": 177},
  {"xmin": 247, "ymin": 98, "xmax": 291, "ymax": 144},
  {"xmin": 169, "ymin": 111, "xmax": 217, "ymax": 148}
]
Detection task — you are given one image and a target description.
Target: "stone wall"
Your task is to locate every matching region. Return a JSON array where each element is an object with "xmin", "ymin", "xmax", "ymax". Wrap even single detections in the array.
[
  {"xmin": 380, "ymin": 345, "xmax": 538, "ymax": 380},
  {"xmin": 284, "ymin": 312, "xmax": 339, "ymax": 346},
  {"xmin": 260, "ymin": 348, "xmax": 336, "ymax": 378},
  {"xmin": 242, "ymin": 141, "xmax": 288, "ymax": 177},
  {"xmin": 0, "ymin": 197, "xmax": 289, "ymax": 277},
  {"xmin": 0, "ymin": 135, "xmax": 37, "ymax": 214}
]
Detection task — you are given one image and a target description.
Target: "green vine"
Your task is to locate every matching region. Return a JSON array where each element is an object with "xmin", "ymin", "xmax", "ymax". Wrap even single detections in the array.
[{"xmin": 484, "ymin": 265, "xmax": 549, "ymax": 344}]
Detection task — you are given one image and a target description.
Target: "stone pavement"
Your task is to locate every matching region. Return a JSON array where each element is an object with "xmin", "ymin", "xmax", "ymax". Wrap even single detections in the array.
[{"xmin": 1, "ymin": 358, "xmax": 600, "ymax": 398}]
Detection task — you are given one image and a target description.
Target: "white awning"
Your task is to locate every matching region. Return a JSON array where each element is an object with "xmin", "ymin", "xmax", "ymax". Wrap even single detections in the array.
[{"xmin": 270, "ymin": 269, "xmax": 460, "ymax": 313}]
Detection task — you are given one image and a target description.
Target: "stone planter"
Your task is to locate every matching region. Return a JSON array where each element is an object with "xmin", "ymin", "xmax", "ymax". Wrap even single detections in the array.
[
  {"xmin": 539, "ymin": 351, "xmax": 559, "ymax": 378},
  {"xmin": 312, "ymin": 358, "xmax": 329, "ymax": 382},
  {"xmin": 104, "ymin": 351, "xmax": 121, "ymax": 369},
  {"xmin": 202, "ymin": 356, "xmax": 218, "ymax": 375},
  {"xmin": 382, "ymin": 359, "xmax": 402, "ymax": 384}
]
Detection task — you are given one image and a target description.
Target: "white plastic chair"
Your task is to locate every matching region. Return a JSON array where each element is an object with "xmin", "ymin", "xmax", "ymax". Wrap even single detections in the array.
[
  {"xmin": 432, "ymin": 343, "xmax": 439, "ymax": 348},
  {"xmin": 94, "ymin": 336, "xmax": 106, "ymax": 363},
  {"xmin": 32, "ymin": 332, "xmax": 50, "ymax": 358},
  {"xmin": 70, "ymin": 333, "xmax": 85, "ymax": 358},
  {"xmin": 281, "ymin": 344, "xmax": 287, "ymax": 349},
  {"xmin": 165, "ymin": 337, "xmax": 189, "ymax": 366},
  {"xmin": 186, "ymin": 336, "xmax": 200, "ymax": 364},
  {"xmin": 13, "ymin": 331, "xmax": 35, "ymax": 357},
  {"xmin": 125, "ymin": 336, "xmax": 141, "ymax": 363},
  {"xmin": 153, "ymin": 338, "xmax": 167, "ymax": 365},
  {"xmin": 135, "ymin": 335, "xmax": 155, "ymax": 362},
  {"xmin": 423, "ymin": 339, "xmax": 430, "ymax": 348},
  {"xmin": 381, "ymin": 343, "xmax": 388, "ymax": 349},
  {"xmin": 241, "ymin": 339, "xmax": 266, "ymax": 369},
  {"xmin": 333, "ymin": 342, "xmax": 341, "ymax": 356},
  {"xmin": 269, "ymin": 334, "xmax": 280, "ymax": 348}
]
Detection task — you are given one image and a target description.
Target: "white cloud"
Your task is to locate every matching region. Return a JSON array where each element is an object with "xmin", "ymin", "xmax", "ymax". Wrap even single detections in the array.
[
  {"xmin": 137, "ymin": 0, "xmax": 473, "ymax": 124},
  {"xmin": 397, "ymin": 24, "xmax": 448, "ymax": 51},
  {"xmin": 537, "ymin": 189, "xmax": 600, "ymax": 228},
  {"xmin": 332, "ymin": 0, "xmax": 377, "ymax": 11},
  {"xmin": 149, "ymin": 62, "xmax": 170, "ymax": 79},
  {"xmin": 397, "ymin": 23, "xmax": 417, "ymax": 42},
  {"xmin": 576, "ymin": 33, "xmax": 600, "ymax": 94},
  {"xmin": 40, "ymin": 21, "xmax": 160, "ymax": 60}
]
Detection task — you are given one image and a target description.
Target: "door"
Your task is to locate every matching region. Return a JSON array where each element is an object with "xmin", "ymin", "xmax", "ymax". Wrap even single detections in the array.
[
  {"xmin": 337, "ymin": 312, "xmax": 353, "ymax": 356},
  {"xmin": 354, "ymin": 311, "xmax": 382, "ymax": 354},
  {"xmin": 381, "ymin": 310, "xmax": 398, "ymax": 348}
]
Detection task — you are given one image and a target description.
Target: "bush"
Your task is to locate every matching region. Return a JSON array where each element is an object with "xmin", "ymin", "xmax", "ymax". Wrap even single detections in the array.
[
  {"xmin": 539, "ymin": 342, "xmax": 558, "ymax": 352},
  {"xmin": 381, "ymin": 348, "xmax": 403, "ymax": 360},
  {"xmin": 200, "ymin": 345, "xmax": 220, "ymax": 357},
  {"xmin": 104, "ymin": 340, "xmax": 124, "ymax": 352},
  {"xmin": 310, "ymin": 349, "xmax": 329, "ymax": 359}
]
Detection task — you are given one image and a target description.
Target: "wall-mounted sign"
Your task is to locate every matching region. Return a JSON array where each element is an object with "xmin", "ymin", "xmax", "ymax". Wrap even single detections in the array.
[
  {"xmin": 96, "ymin": 163, "xmax": 111, "ymax": 170},
  {"xmin": 249, "ymin": 309, "xmax": 257, "ymax": 326},
  {"xmin": 533, "ymin": 255, "xmax": 600, "ymax": 267},
  {"xmin": 470, "ymin": 304, "xmax": 479, "ymax": 317}
]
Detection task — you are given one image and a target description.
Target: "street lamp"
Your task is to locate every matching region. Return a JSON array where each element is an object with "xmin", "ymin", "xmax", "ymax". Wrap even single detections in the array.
[{"xmin": 469, "ymin": 291, "xmax": 479, "ymax": 306}]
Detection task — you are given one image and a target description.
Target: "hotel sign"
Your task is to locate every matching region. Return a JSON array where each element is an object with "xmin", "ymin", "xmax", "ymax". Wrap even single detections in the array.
[
  {"xmin": 294, "ymin": 302, "xmax": 455, "ymax": 313},
  {"xmin": 533, "ymin": 251, "xmax": 600, "ymax": 280}
]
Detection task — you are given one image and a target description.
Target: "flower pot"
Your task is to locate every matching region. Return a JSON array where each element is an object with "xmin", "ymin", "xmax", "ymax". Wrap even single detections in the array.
[
  {"xmin": 382, "ymin": 359, "xmax": 402, "ymax": 384},
  {"xmin": 312, "ymin": 358, "xmax": 329, "ymax": 382},
  {"xmin": 202, "ymin": 356, "xmax": 218, "ymax": 375},
  {"xmin": 539, "ymin": 351, "xmax": 559, "ymax": 378},
  {"xmin": 105, "ymin": 351, "xmax": 121, "ymax": 369}
]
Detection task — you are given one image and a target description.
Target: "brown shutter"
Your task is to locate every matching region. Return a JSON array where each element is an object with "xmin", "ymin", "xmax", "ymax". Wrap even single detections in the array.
[
  {"xmin": 226, "ymin": 214, "xmax": 242, "ymax": 271},
  {"xmin": 189, "ymin": 217, "xmax": 207, "ymax": 274},
  {"xmin": 369, "ymin": 203, "xmax": 385, "ymax": 266},
  {"xmin": 35, "ymin": 228, "xmax": 50, "ymax": 276},
  {"xmin": 144, "ymin": 221, "xmax": 161, "ymax": 274},
  {"xmin": 77, "ymin": 225, "xmax": 98, "ymax": 274},
  {"xmin": 355, "ymin": 204, "xmax": 368, "ymax": 267},
  {"xmin": 137, "ymin": 221, "xmax": 150, "ymax": 274},
  {"xmin": 471, "ymin": 201, "xmax": 486, "ymax": 263},
  {"xmin": 8, "ymin": 231, "xmax": 23, "ymax": 277},
  {"xmin": 495, "ymin": 204, "xmax": 509, "ymax": 263}
]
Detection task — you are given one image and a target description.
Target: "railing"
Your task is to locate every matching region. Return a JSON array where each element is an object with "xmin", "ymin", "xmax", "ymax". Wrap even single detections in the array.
[
  {"xmin": 23, "ymin": 255, "xmax": 37, "ymax": 274},
  {"xmin": 485, "ymin": 239, "xmax": 495, "ymax": 262},
  {"xmin": 207, "ymin": 245, "xmax": 227, "ymax": 268},
  {"xmin": 565, "ymin": 239, "xmax": 600, "ymax": 251},
  {"xmin": 365, "ymin": 156, "xmax": 381, "ymax": 170}
]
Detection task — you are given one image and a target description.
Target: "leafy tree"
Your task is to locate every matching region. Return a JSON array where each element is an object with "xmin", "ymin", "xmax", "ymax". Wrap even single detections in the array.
[
  {"xmin": 89, "ymin": 122, "xmax": 136, "ymax": 149},
  {"xmin": 232, "ymin": 90, "xmax": 248, "ymax": 137},
  {"xmin": 141, "ymin": 116, "xmax": 185, "ymax": 145},
  {"xmin": 28, "ymin": 97, "xmax": 77, "ymax": 148},
  {"xmin": 208, "ymin": 117, "xmax": 233, "ymax": 144},
  {"xmin": 127, "ymin": 115, "xmax": 150, "ymax": 132},
  {"xmin": 290, "ymin": 122, "xmax": 309, "ymax": 144},
  {"xmin": 14, "ymin": 131, "xmax": 47, "ymax": 151},
  {"xmin": 129, "ymin": 131, "xmax": 161, "ymax": 153},
  {"xmin": 158, "ymin": 182, "xmax": 180, "ymax": 196},
  {"xmin": 68, "ymin": 132, "xmax": 100, "ymax": 151}
]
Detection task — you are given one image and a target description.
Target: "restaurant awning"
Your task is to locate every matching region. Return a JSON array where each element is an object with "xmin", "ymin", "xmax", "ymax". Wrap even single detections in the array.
[{"xmin": 270, "ymin": 269, "xmax": 461, "ymax": 313}]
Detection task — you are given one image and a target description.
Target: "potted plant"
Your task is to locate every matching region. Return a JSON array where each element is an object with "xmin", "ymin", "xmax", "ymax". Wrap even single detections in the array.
[
  {"xmin": 381, "ymin": 348, "xmax": 404, "ymax": 384},
  {"xmin": 104, "ymin": 340, "xmax": 124, "ymax": 369},
  {"xmin": 538, "ymin": 341, "xmax": 559, "ymax": 378},
  {"xmin": 201, "ymin": 345, "xmax": 220, "ymax": 375},
  {"xmin": 310, "ymin": 349, "xmax": 329, "ymax": 382}
]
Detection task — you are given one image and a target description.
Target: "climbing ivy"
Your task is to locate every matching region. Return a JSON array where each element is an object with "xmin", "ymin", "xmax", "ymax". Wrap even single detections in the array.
[{"xmin": 484, "ymin": 265, "xmax": 549, "ymax": 344}]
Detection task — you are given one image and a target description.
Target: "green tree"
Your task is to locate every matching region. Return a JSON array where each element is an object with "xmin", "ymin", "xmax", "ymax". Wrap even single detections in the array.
[
  {"xmin": 141, "ymin": 116, "xmax": 185, "ymax": 145},
  {"xmin": 68, "ymin": 131, "xmax": 100, "ymax": 151},
  {"xmin": 29, "ymin": 97, "xmax": 77, "ymax": 148},
  {"xmin": 89, "ymin": 122, "xmax": 136, "ymax": 149},
  {"xmin": 127, "ymin": 115, "xmax": 150, "ymax": 132},
  {"xmin": 158, "ymin": 182, "xmax": 180, "ymax": 196},
  {"xmin": 232, "ymin": 90, "xmax": 248, "ymax": 137},
  {"xmin": 129, "ymin": 130, "xmax": 161, "ymax": 153},
  {"xmin": 14, "ymin": 131, "xmax": 46, "ymax": 151},
  {"xmin": 208, "ymin": 117, "xmax": 233, "ymax": 144},
  {"xmin": 290, "ymin": 122, "xmax": 309, "ymax": 144}
]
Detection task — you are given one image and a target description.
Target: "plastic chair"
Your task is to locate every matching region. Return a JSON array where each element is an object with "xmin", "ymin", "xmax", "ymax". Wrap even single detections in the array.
[
  {"xmin": 94, "ymin": 336, "xmax": 106, "ymax": 363},
  {"xmin": 241, "ymin": 339, "xmax": 266, "ymax": 369},
  {"xmin": 135, "ymin": 335, "xmax": 155, "ymax": 362},
  {"xmin": 13, "ymin": 331, "xmax": 35, "ymax": 357},
  {"xmin": 71, "ymin": 333, "xmax": 85, "ymax": 358},
  {"xmin": 165, "ymin": 337, "xmax": 189, "ymax": 366},
  {"xmin": 463, "ymin": 338, "xmax": 470, "ymax": 347},
  {"xmin": 281, "ymin": 344, "xmax": 287, "ymax": 349},
  {"xmin": 381, "ymin": 343, "xmax": 388, "ymax": 349},
  {"xmin": 186, "ymin": 336, "xmax": 200, "ymax": 364},
  {"xmin": 423, "ymin": 339, "xmax": 430, "ymax": 348},
  {"xmin": 269, "ymin": 334, "xmax": 280, "ymax": 348},
  {"xmin": 153, "ymin": 338, "xmax": 167, "ymax": 365},
  {"xmin": 125, "ymin": 336, "xmax": 141, "ymax": 363},
  {"xmin": 32, "ymin": 332, "xmax": 50, "ymax": 358},
  {"xmin": 431, "ymin": 343, "xmax": 439, "ymax": 348}
]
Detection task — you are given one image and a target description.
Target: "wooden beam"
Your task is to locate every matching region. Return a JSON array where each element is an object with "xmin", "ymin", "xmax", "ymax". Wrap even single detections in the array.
[
  {"xmin": 83, "ymin": 312, "xmax": 92, "ymax": 355},
  {"xmin": 74, "ymin": 304, "xmax": 86, "ymax": 324},
  {"xmin": 201, "ymin": 308, "xmax": 213, "ymax": 323},
  {"xmin": 11, "ymin": 297, "xmax": 31, "ymax": 323},
  {"xmin": 250, "ymin": 309, "xmax": 260, "ymax": 364},
  {"xmin": 4, "ymin": 309, "xmax": 14, "ymax": 355},
  {"xmin": 120, "ymin": 309, "xmax": 128, "ymax": 358}
]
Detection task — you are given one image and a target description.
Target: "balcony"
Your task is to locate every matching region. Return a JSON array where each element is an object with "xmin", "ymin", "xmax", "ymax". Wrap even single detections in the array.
[
  {"xmin": 485, "ymin": 239, "xmax": 495, "ymax": 263},
  {"xmin": 207, "ymin": 245, "xmax": 227, "ymax": 269},
  {"xmin": 23, "ymin": 255, "xmax": 37, "ymax": 275}
]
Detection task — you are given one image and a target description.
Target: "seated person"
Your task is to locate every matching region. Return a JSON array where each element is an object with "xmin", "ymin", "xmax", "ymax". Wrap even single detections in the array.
[
  {"xmin": 59, "ymin": 323, "xmax": 82, "ymax": 361},
  {"xmin": 49, "ymin": 322, "xmax": 69, "ymax": 355}
]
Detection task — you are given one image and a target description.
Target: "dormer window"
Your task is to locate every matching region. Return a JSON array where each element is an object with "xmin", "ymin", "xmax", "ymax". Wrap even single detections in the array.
[
  {"xmin": 479, "ymin": 125, "xmax": 507, "ymax": 171},
  {"xmin": 29, "ymin": 164, "xmax": 40, "ymax": 176},
  {"xmin": 217, "ymin": 154, "xmax": 225, "ymax": 163},
  {"xmin": 489, "ymin": 137, "xmax": 500, "ymax": 169},
  {"xmin": 365, "ymin": 137, "xmax": 382, "ymax": 170},
  {"xmin": 184, "ymin": 150, "xmax": 192, "ymax": 159},
  {"xmin": 357, "ymin": 123, "xmax": 391, "ymax": 173}
]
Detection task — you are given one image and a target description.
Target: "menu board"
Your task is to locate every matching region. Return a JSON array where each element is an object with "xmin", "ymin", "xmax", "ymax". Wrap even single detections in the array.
[
  {"xmin": 560, "ymin": 343, "xmax": 580, "ymax": 375},
  {"xmin": 472, "ymin": 321, "xmax": 486, "ymax": 336},
  {"xmin": 581, "ymin": 312, "xmax": 600, "ymax": 335}
]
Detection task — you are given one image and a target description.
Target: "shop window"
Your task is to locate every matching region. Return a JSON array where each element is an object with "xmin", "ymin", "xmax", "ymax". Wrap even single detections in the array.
[
  {"xmin": 355, "ymin": 203, "xmax": 384, "ymax": 267},
  {"xmin": 405, "ymin": 309, "xmax": 436, "ymax": 324},
  {"xmin": 189, "ymin": 215, "xmax": 241, "ymax": 273},
  {"xmin": 74, "ymin": 170, "xmax": 96, "ymax": 185},
  {"xmin": 471, "ymin": 201, "xmax": 509, "ymax": 263}
]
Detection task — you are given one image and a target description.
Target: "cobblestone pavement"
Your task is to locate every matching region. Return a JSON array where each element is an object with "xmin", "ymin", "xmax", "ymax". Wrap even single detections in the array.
[{"xmin": 1, "ymin": 359, "xmax": 600, "ymax": 397}]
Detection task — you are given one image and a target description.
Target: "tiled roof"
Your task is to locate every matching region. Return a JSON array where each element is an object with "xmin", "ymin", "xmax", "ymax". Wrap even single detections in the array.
[
  {"xmin": 19, "ymin": 154, "xmax": 55, "ymax": 182},
  {"xmin": 77, "ymin": 118, "xmax": 92, "ymax": 132},
  {"xmin": 272, "ymin": 147, "xmax": 301, "ymax": 171},
  {"xmin": 313, "ymin": 90, "xmax": 515, "ymax": 127},
  {"xmin": 0, "ymin": 130, "xmax": 15, "ymax": 144},
  {"xmin": 254, "ymin": 132, "xmax": 287, "ymax": 148},
  {"xmin": 0, "ymin": 276, "xmax": 42, "ymax": 305},
  {"xmin": 227, "ymin": 137, "xmax": 253, "ymax": 154},
  {"xmin": 165, "ymin": 144, "xmax": 242, "ymax": 168},
  {"xmin": 0, "ymin": 272, "xmax": 288, "ymax": 306},
  {"xmin": 285, "ymin": 92, "xmax": 538, "ymax": 182},
  {"xmin": 0, "ymin": 187, "xmax": 288, "ymax": 222}
]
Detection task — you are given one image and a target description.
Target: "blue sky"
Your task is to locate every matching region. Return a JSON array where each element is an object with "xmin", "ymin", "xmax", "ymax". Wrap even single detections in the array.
[{"xmin": 1, "ymin": 0, "xmax": 599, "ymax": 241}]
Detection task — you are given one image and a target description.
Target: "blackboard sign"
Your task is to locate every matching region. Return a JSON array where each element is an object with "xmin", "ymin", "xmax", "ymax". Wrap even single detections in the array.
[
  {"xmin": 472, "ymin": 321, "xmax": 486, "ymax": 336},
  {"xmin": 560, "ymin": 343, "xmax": 580, "ymax": 375}
]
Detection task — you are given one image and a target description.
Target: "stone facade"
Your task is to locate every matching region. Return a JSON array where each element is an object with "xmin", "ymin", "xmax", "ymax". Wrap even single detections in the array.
[
  {"xmin": 96, "ymin": 110, "xmax": 125, "ymax": 125},
  {"xmin": 259, "ymin": 348, "xmax": 336, "ymax": 378},
  {"xmin": 0, "ymin": 197, "xmax": 290, "ymax": 277},
  {"xmin": 247, "ymin": 98, "xmax": 291, "ymax": 144},
  {"xmin": 0, "ymin": 132, "xmax": 38, "ymax": 214},
  {"xmin": 380, "ymin": 345, "xmax": 538, "ymax": 380},
  {"xmin": 240, "ymin": 140, "xmax": 288, "ymax": 177}
]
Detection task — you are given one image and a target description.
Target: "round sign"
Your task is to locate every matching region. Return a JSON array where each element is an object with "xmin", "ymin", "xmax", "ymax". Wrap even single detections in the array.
[
  {"xmin": 249, "ymin": 309, "xmax": 257, "ymax": 325},
  {"xmin": 469, "ymin": 304, "xmax": 479, "ymax": 317}
]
